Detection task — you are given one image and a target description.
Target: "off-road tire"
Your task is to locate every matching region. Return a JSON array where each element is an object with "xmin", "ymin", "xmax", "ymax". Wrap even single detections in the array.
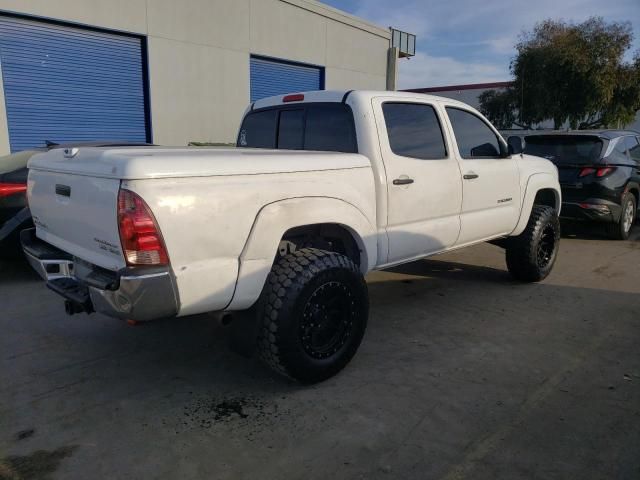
[
  {"xmin": 256, "ymin": 248, "xmax": 368, "ymax": 383},
  {"xmin": 606, "ymin": 192, "xmax": 636, "ymax": 240},
  {"xmin": 506, "ymin": 205, "xmax": 560, "ymax": 282}
]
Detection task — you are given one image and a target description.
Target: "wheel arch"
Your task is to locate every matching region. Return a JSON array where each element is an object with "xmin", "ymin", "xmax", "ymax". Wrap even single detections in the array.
[
  {"xmin": 227, "ymin": 197, "xmax": 376, "ymax": 310},
  {"xmin": 511, "ymin": 174, "xmax": 561, "ymax": 236},
  {"xmin": 533, "ymin": 188, "xmax": 559, "ymax": 209},
  {"xmin": 279, "ymin": 223, "xmax": 364, "ymax": 268}
]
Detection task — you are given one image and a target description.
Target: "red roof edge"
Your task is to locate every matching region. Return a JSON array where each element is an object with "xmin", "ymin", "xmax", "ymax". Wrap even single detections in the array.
[{"xmin": 403, "ymin": 81, "xmax": 514, "ymax": 93}]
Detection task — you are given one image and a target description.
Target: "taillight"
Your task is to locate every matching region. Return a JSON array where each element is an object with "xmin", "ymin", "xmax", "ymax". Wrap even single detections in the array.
[
  {"xmin": 0, "ymin": 182, "xmax": 27, "ymax": 198},
  {"xmin": 117, "ymin": 189, "xmax": 169, "ymax": 266},
  {"xmin": 578, "ymin": 167, "xmax": 616, "ymax": 178},
  {"xmin": 578, "ymin": 167, "xmax": 595, "ymax": 177},
  {"xmin": 595, "ymin": 167, "xmax": 615, "ymax": 177}
]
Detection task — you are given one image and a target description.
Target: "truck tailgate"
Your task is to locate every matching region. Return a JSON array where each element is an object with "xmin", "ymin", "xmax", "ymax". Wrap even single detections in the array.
[{"xmin": 28, "ymin": 169, "xmax": 126, "ymax": 270}]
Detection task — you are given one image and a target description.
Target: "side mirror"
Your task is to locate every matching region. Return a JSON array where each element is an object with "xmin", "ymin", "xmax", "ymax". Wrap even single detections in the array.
[{"xmin": 507, "ymin": 136, "xmax": 524, "ymax": 155}]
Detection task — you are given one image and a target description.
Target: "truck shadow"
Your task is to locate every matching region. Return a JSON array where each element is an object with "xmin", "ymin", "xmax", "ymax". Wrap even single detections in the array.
[
  {"xmin": 386, "ymin": 258, "xmax": 511, "ymax": 283},
  {"xmin": 0, "ymin": 255, "xmax": 39, "ymax": 284}
]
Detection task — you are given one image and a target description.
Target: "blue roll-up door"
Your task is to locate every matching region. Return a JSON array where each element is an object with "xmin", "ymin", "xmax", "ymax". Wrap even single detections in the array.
[
  {"xmin": 250, "ymin": 56, "xmax": 323, "ymax": 103},
  {"xmin": 0, "ymin": 16, "xmax": 148, "ymax": 152}
]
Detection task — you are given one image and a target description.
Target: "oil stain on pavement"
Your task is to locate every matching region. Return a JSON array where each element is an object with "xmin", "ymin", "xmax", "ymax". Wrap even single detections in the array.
[
  {"xmin": 0, "ymin": 445, "xmax": 77, "ymax": 480},
  {"xmin": 178, "ymin": 394, "xmax": 289, "ymax": 432}
]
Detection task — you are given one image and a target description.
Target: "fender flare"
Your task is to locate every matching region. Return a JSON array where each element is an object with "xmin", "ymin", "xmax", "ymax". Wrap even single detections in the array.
[
  {"xmin": 624, "ymin": 180, "xmax": 640, "ymax": 199},
  {"xmin": 227, "ymin": 196, "xmax": 377, "ymax": 310},
  {"xmin": 511, "ymin": 173, "xmax": 562, "ymax": 236}
]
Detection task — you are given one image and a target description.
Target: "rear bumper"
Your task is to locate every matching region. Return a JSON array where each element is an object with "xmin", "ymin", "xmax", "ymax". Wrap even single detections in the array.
[
  {"xmin": 560, "ymin": 199, "xmax": 622, "ymax": 223},
  {"xmin": 21, "ymin": 228, "xmax": 178, "ymax": 321}
]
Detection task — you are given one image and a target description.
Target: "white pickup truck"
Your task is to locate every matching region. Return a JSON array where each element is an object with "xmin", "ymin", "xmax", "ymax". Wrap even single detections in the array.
[{"xmin": 22, "ymin": 90, "xmax": 561, "ymax": 383}]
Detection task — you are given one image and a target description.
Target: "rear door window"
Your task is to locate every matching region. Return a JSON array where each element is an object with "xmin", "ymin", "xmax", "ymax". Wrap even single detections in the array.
[{"xmin": 382, "ymin": 103, "xmax": 447, "ymax": 159}]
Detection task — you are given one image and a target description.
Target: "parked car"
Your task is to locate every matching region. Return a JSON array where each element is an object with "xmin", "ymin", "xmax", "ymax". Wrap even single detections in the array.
[
  {"xmin": 521, "ymin": 130, "xmax": 640, "ymax": 239},
  {"xmin": 0, "ymin": 149, "xmax": 42, "ymax": 256},
  {"xmin": 22, "ymin": 90, "xmax": 561, "ymax": 383},
  {"xmin": 0, "ymin": 142, "xmax": 153, "ymax": 257}
]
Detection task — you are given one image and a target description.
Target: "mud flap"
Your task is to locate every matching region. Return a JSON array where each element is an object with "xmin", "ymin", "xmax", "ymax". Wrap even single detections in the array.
[{"xmin": 228, "ymin": 306, "xmax": 261, "ymax": 358}]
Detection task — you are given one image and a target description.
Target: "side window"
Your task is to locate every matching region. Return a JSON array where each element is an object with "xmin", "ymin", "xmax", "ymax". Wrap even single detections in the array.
[
  {"xmin": 624, "ymin": 136, "xmax": 640, "ymax": 162},
  {"xmin": 277, "ymin": 109, "xmax": 304, "ymax": 150},
  {"xmin": 610, "ymin": 137, "xmax": 630, "ymax": 162},
  {"xmin": 304, "ymin": 105, "xmax": 357, "ymax": 153},
  {"xmin": 237, "ymin": 110, "xmax": 277, "ymax": 148},
  {"xmin": 446, "ymin": 107, "xmax": 502, "ymax": 159},
  {"xmin": 382, "ymin": 102, "xmax": 447, "ymax": 160}
]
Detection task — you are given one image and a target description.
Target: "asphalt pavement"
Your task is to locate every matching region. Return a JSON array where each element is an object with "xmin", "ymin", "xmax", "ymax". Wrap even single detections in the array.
[{"xmin": 1, "ymin": 226, "xmax": 638, "ymax": 479}]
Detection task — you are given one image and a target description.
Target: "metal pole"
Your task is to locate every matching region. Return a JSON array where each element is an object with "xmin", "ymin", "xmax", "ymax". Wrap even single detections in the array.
[{"xmin": 386, "ymin": 47, "xmax": 399, "ymax": 91}]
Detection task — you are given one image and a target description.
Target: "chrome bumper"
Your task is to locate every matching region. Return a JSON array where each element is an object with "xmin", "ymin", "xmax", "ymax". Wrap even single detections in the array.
[
  {"xmin": 88, "ymin": 270, "xmax": 178, "ymax": 321},
  {"xmin": 24, "ymin": 249, "xmax": 74, "ymax": 280},
  {"xmin": 21, "ymin": 228, "xmax": 178, "ymax": 321}
]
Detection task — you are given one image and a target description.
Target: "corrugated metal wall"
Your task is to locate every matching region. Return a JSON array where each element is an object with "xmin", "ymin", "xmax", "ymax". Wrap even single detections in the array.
[
  {"xmin": 0, "ymin": 16, "xmax": 148, "ymax": 152},
  {"xmin": 250, "ymin": 56, "xmax": 323, "ymax": 103}
]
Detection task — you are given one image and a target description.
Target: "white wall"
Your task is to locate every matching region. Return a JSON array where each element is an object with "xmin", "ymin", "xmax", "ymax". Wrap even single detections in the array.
[{"xmin": 0, "ymin": 0, "xmax": 390, "ymax": 152}]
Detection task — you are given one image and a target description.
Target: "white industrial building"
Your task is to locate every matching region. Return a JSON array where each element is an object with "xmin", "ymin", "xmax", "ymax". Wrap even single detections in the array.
[{"xmin": 0, "ymin": 0, "xmax": 395, "ymax": 154}]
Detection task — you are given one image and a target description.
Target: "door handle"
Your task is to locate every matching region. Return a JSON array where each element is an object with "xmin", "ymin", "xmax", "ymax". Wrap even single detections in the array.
[
  {"xmin": 463, "ymin": 172, "xmax": 479, "ymax": 180},
  {"xmin": 393, "ymin": 177, "xmax": 414, "ymax": 185}
]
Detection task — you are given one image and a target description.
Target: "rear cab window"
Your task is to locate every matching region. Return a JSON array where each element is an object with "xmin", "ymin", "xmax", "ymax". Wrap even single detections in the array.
[
  {"xmin": 238, "ymin": 110, "xmax": 277, "ymax": 149},
  {"xmin": 238, "ymin": 103, "xmax": 357, "ymax": 153},
  {"xmin": 524, "ymin": 136, "xmax": 603, "ymax": 165}
]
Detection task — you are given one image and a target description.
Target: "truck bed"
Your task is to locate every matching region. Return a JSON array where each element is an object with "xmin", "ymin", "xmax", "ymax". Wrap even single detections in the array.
[
  {"xmin": 28, "ymin": 147, "xmax": 371, "ymax": 180},
  {"xmin": 26, "ymin": 145, "xmax": 376, "ymax": 315}
]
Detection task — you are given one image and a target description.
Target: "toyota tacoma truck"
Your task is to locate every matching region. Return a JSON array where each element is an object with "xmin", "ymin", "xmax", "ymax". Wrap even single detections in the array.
[{"xmin": 22, "ymin": 90, "xmax": 561, "ymax": 383}]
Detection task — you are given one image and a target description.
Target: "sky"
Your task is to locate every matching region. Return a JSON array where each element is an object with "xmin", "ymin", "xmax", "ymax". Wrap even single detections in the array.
[{"xmin": 321, "ymin": 0, "xmax": 640, "ymax": 89}]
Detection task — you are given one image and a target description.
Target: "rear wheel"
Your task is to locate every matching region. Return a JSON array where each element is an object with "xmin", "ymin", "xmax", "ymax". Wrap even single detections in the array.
[
  {"xmin": 256, "ymin": 248, "xmax": 368, "ymax": 383},
  {"xmin": 506, "ymin": 206, "xmax": 560, "ymax": 282},
  {"xmin": 606, "ymin": 193, "xmax": 636, "ymax": 240}
]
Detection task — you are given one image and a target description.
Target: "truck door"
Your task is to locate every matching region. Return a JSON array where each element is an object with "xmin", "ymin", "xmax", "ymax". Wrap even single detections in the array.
[
  {"xmin": 443, "ymin": 106, "xmax": 521, "ymax": 245},
  {"xmin": 373, "ymin": 97, "xmax": 463, "ymax": 264}
]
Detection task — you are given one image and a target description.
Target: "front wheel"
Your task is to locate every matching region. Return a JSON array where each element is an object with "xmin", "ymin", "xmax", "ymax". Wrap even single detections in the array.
[
  {"xmin": 256, "ymin": 248, "xmax": 368, "ymax": 383},
  {"xmin": 506, "ymin": 206, "xmax": 560, "ymax": 282}
]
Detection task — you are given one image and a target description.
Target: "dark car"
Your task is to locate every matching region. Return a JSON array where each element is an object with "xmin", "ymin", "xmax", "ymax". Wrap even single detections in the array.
[
  {"xmin": 523, "ymin": 130, "xmax": 640, "ymax": 239},
  {"xmin": 0, "ymin": 149, "xmax": 42, "ymax": 256},
  {"xmin": 0, "ymin": 141, "xmax": 153, "ymax": 257}
]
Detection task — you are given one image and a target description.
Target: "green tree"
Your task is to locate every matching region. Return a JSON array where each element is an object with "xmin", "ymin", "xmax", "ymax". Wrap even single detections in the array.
[
  {"xmin": 479, "ymin": 17, "xmax": 640, "ymax": 130},
  {"xmin": 478, "ymin": 89, "xmax": 520, "ymax": 129}
]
